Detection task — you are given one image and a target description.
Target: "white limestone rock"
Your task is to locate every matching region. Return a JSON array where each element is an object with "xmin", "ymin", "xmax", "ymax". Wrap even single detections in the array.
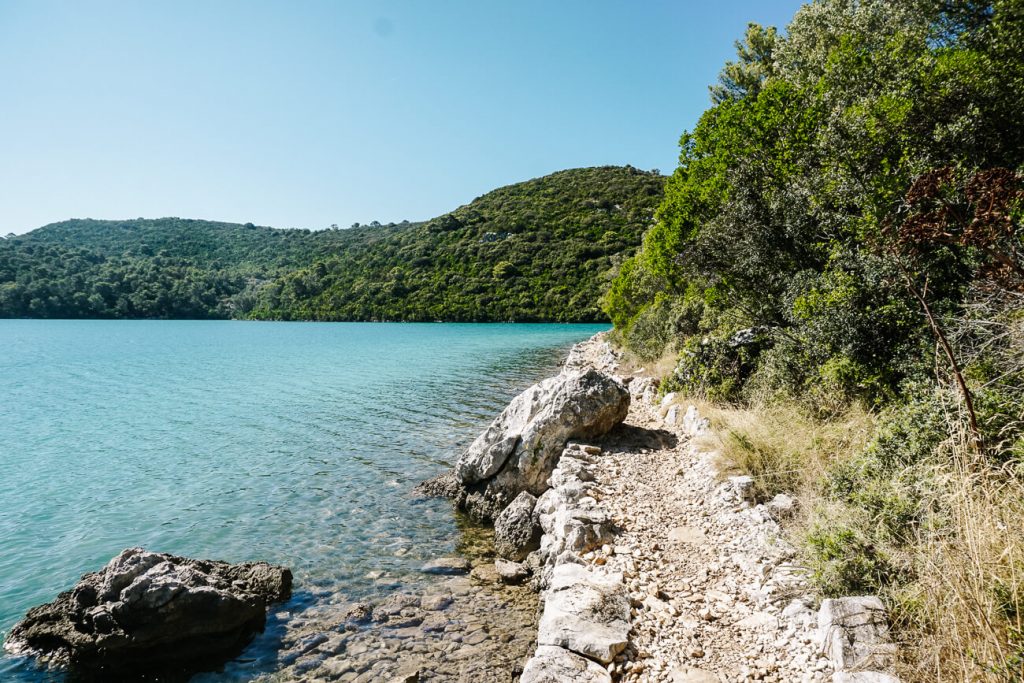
[
  {"xmin": 832, "ymin": 673, "xmax": 901, "ymax": 683},
  {"xmin": 493, "ymin": 491, "xmax": 540, "ymax": 561},
  {"xmin": 819, "ymin": 596, "xmax": 898, "ymax": 675},
  {"xmin": 537, "ymin": 564, "xmax": 629, "ymax": 664},
  {"xmin": 520, "ymin": 645, "xmax": 611, "ymax": 683},
  {"xmin": 452, "ymin": 369, "xmax": 629, "ymax": 520}
]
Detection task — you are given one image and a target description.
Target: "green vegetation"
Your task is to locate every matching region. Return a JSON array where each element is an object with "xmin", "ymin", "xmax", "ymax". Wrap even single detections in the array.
[
  {"xmin": 251, "ymin": 166, "xmax": 663, "ymax": 321},
  {"xmin": 0, "ymin": 166, "xmax": 663, "ymax": 321},
  {"xmin": 611, "ymin": 1, "xmax": 1024, "ymax": 679}
]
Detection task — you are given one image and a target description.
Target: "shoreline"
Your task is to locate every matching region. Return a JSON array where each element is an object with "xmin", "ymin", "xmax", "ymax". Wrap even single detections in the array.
[{"xmin": 4, "ymin": 332, "xmax": 890, "ymax": 682}]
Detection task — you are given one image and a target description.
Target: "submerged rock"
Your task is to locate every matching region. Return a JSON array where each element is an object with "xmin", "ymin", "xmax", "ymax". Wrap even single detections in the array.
[
  {"xmin": 450, "ymin": 369, "xmax": 629, "ymax": 520},
  {"xmin": 420, "ymin": 557, "xmax": 471, "ymax": 575},
  {"xmin": 4, "ymin": 547, "xmax": 291, "ymax": 674}
]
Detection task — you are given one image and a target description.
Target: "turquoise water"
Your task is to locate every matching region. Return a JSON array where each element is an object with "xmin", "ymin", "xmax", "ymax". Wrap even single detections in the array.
[{"xmin": 0, "ymin": 320, "xmax": 607, "ymax": 680}]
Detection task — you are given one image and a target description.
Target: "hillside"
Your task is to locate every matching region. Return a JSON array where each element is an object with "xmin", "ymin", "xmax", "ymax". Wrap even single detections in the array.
[
  {"xmin": 0, "ymin": 166, "xmax": 663, "ymax": 321},
  {"xmin": 251, "ymin": 166, "xmax": 664, "ymax": 321}
]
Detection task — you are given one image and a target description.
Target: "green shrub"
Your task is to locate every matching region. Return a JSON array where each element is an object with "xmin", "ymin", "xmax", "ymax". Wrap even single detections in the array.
[
  {"xmin": 662, "ymin": 330, "xmax": 769, "ymax": 401},
  {"xmin": 804, "ymin": 521, "xmax": 902, "ymax": 597}
]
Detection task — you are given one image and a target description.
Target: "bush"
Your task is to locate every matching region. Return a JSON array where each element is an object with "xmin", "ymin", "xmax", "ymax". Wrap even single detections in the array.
[{"xmin": 662, "ymin": 330, "xmax": 769, "ymax": 401}]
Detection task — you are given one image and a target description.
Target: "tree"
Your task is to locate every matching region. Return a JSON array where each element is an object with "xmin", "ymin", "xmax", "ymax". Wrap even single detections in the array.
[{"xmin": 709, "ymin": 23, "xmax": 778, "ymax": 104}]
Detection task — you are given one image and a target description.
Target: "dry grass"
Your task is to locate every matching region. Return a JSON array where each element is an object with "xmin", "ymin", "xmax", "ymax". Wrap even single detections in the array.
[
  {"xmin": 615, "ymin": 343, "xmax": 681, "ymax": 380},
  {"xmin": 896, "ymin": 446, "xmax": 1024, "ymax": 682},
  {"xmin": 691, "ymin": 400, "xmax": 875, "ymax": 502}
]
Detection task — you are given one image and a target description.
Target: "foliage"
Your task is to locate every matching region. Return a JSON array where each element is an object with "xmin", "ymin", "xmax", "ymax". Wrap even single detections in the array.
[
  {"xmin": 249, "ymin": 166, "xmax": 664, "ymax": 322},
  {"xmin": 709, "ymin": 23, "xmax": 779, "ymax": 104},
  {"xmin": 606, "ymin": 0, "xmax": 1024, "ymax": 410},
  {"xmin": 0, "ymin": 166, "xmax": 664, "ymax": 321}
]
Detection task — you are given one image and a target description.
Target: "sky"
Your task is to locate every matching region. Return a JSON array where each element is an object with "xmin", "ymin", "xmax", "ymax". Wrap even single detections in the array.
[{"xmin": 0, "ymin": 0, "xmax": 805, "ymax": 235}]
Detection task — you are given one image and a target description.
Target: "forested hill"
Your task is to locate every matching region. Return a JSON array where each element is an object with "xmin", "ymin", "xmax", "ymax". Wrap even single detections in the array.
[
  {"xmin": 0, "ymin": 165, "xmax": 663, "ymax": 320},
  {"xmin": 250, "ymin": 166, "xmax": 664, "ymax": 321}
]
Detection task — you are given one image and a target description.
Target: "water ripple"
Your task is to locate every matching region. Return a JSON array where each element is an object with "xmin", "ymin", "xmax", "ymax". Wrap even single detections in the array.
[{"xmin": 0, "ymin": 320, "xmax": 606, "ymax": 681}]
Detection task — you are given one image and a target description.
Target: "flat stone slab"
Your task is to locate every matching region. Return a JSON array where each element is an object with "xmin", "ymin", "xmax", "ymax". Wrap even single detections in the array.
[
  {"xmin": 671, "ymin": 668, "xmax": 718, "ymax": 683},
  {"xmin": 668, "ymin": 526, "xmax": 706, "ymax": 544},
  {"xmin": 537, "ymin": 565, "xmax": 628, "ymax": 664},
  {"xmin": 420, "ymin": 557, "xmax": 470, "ymax": 575},
  {"xmin": 520, "ymin": 645, "xmax": 611, "ymax": 683}
]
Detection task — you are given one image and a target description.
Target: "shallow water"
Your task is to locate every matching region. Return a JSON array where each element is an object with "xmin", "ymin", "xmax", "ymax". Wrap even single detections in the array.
[{"xmin": 0, "ymin": 320, "xmax": 606, "ymax": 680}]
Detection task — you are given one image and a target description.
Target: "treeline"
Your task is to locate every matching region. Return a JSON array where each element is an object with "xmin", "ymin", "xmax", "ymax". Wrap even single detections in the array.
[
  {"xmin": 603, "ymin": 1, "xmax": 1023, "ymax": 679},
  {"xmin": 0, "ymin": 166, "xmax": 664, "ymax": 321},
  {"xmin": 0, "ymin": 243, "xmax": 247, "ymax": 318}
]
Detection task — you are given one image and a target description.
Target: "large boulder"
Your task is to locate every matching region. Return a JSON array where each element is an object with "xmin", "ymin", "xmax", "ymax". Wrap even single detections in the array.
[
  {"xmin": 494, "ymin": 491, "xmax": 541, "ymax": 561},
  {"xmin": 4, "ymin": 547, "xmax": 292, "ymax": 674},
  {"xmin": 452, "ymin": 369, "xmax": 629, "ymax": 520}
]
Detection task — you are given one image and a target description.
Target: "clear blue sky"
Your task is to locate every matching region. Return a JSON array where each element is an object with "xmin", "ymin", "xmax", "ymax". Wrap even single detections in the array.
[{"xmin": 0, "ymin": 0, "xmax": 804, "ymax": 235}]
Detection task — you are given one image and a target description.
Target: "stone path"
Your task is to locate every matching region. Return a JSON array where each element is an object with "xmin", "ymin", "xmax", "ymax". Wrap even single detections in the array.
[
  {"xmin": 565, "ymin": 336, "xmax": 837, "ymax": 682},
  {"xmin": 594, "ymin": 405, "xmax": 832, "ymax": 682}
]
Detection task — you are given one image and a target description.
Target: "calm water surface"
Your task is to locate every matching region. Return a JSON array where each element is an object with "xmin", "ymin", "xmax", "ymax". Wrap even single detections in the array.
[{"xmin": 0, "ymin": 320, "xmax": 607, "ymax": 680}]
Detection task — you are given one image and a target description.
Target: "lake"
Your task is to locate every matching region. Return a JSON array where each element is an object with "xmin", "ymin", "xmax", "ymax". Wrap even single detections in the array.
[{"xmin": 0, "ymin": 320, "xmax": 607, "ymax": 680}]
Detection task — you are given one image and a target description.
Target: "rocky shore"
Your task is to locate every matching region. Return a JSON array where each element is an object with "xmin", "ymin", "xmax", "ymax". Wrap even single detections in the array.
[
  {"xmin": 4, "ymin": 548, "xmax": 292, "ymax": 677},
  {"xmin": 6, "ymin": 333, "xmax": 902, "ymax": 682}
]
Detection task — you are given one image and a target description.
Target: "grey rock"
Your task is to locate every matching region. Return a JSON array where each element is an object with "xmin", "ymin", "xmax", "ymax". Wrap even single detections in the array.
[
  {"xmin": 341, "ymin": 602, "xmax": 373, "ymax": 624},
  {"xmin": 680, "ymin": 404, "xmax": 710, "ymax": 436},
  {"xmin": 4, "ymin": 547, "xmax": 291, "ymax": 673},
  {"xmin": 420, "ymin": 612, "xmax": 449, "ymax": 632},
  {"xmin": 419, "ymin": 593, "xmax": 453, "ymax": 611},
  {"xmin": 671, "ymin": 668, "xmax": 718, "ymax": 683},
  {"xmin": 767, "ymin": 493, "xmax": 796, "ymax": 518},
  {"xmin": 819, "ymin": 596, "xmax": 898, "ymax": 674},
  {"xmin": 452, "ymin": 369, "xmax": 629, "ymax": 520},
  {"xmin": 494, "ymin": 491, "xmax": 541, "ymax": 561},
  {"xmin": 469, "ymin": 563, "xmax": 501, "ymax": 583},
  {"xmin": 536, "ymin": 449, "xmax": 614, "ymax": 561},
  {"xmin": 372, "ymin": 593, "xmax": 421, "ymax": 621},
  {"xmin": 494, "ymin": 559, "xmax": 529, "ymax": 584},
  {"xmin": 727, "ymin": 475, "xmax": 756, "ymax": 501},
  {"xmin": 520, "ymin": 645, "xmax": 611, "ymax": 682},
  {"xmin": 536, "ymin": 564, "xmax": 629, "ymax": 664},
  {"xmin": 832, "ymin": 674, "xmax": 901, "ymax": 683}
]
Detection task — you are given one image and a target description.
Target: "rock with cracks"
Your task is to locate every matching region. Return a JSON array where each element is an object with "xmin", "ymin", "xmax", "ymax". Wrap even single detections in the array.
[
  {"xmin": 520, "ymin": 645, "xmax": 612, "ymax": 682},
  {"xmin": 819, "ymin": 596, "xmax": 899, "ymax": 679},
  {"xmin": 536, "ymin": 563, "xmax": 629, "ymax": 665},
  {"xmin": 4, "ymin": 547, "xmax": 292, "ymax": 675},
  {"xmin": 452, "ymin": 369, "xmax": 629, "ymax": 520},
  {"xmin": 494, "ymin": 491, "xmax": 541, "ymax": 561}
]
